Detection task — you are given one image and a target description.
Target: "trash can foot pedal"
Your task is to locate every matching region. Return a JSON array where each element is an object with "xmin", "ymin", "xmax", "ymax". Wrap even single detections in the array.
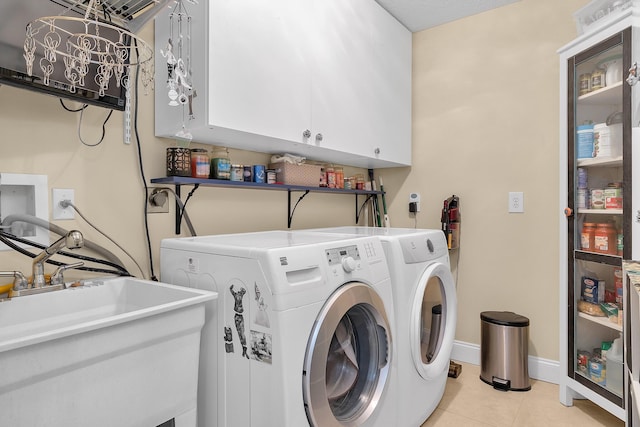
[
  {"xmin": 448, "ymin": 360, "xmax": 462, "ymax": 378},
  {"xmin": 491, "ymin": 376, "xmax": 510, "ymax": 391}
]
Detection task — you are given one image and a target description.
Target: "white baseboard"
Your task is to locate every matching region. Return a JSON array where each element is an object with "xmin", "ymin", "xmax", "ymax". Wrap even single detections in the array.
[{"xmin": 450, "ymin": 340, "xmax": 560, "ymax": 385}]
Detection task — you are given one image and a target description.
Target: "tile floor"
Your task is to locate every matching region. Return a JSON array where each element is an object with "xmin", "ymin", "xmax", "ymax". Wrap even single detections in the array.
[{"xmin": 420, "ymin": 362, "xmax": 624, "ymax": 427}]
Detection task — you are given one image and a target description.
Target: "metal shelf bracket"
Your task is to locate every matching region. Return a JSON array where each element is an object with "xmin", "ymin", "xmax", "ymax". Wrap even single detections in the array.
[{"xmin": 288, "ymin": 189, "xmax": 310, "ymax": 228}]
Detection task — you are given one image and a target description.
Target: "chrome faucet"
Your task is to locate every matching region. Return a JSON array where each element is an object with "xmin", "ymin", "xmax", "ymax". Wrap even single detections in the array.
[{"xmin": 32, "ymin": 230, "xmax": 84, "ymax": 288}]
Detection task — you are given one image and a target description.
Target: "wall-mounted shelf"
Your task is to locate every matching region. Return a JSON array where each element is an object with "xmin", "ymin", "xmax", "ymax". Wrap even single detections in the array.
[{"xmin": 150, "ymin": 176, "xmax": 385, "ymax": 232}]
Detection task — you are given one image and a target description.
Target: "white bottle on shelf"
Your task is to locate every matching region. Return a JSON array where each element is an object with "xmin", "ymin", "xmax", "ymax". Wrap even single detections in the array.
[{"xmin": 607, "ymin": 334, "xmax": 623, "ymax": 396}]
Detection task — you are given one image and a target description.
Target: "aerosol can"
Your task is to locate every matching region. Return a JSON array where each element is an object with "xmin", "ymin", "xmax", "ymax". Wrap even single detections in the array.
[{"xmin": 426, "ymin": 304, "xmax": 442, "ymax": 362}]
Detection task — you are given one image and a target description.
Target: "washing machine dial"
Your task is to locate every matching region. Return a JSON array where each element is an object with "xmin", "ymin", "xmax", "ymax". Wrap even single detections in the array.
[{"xmin": 341, "ymin": 256, "xmax": 357, "ymax": 272}]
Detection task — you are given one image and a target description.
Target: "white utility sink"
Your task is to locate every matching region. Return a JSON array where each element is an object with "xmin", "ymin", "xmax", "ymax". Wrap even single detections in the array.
[{"xmin": 0, "ymin": 276, "xmax": 217, "ymax": 427}]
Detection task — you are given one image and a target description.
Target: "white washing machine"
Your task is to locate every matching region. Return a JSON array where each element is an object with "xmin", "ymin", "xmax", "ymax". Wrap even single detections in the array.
[
  {"xmin": 160, "ymin": 230, "xmax": 396, "ymax": 427},
  {"xmin": 305, "ymin": 227, "xmax": 457, "ymax": 426}
]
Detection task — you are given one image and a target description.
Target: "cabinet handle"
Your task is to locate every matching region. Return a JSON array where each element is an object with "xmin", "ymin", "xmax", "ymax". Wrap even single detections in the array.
[
  {"xmin": 315, "ymin": 133, "xmax": 323, "ymax": 142},
  {"xmin": 302, "ymin": 129, "xmax": 311, "ymax": 138},
  {"xmin": 374, "ymin": 147, "xmax": 380, "ymax": 155},
  {"xmin": 627, "ymin": 62, "xmax": 638, "ymax": 86},
  {"xmin": 564, "ymin": 207, "xmax": 573, "ymax": 217}
]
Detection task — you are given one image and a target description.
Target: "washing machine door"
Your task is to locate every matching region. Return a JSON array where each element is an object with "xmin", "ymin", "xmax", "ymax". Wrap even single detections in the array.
[
  {"xmin": 410, "ymin": 262, "xmax": 457, "ymax": 380},
  {"xmin": 303, "ymin": 282, "xmax": 392, "ymax": 427}
]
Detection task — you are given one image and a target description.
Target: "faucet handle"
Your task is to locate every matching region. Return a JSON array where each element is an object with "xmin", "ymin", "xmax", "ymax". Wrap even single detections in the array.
[
  {"xmin": 13, "ymin": 271, "xmax": 28, "ymax": 289},
  {"xmin": 0, "ymin": 271, "xmax": 28, "ymax": 290},
  {"xmin": 51, "ymin": 262, "xmax": 84, "ymax": 287}
]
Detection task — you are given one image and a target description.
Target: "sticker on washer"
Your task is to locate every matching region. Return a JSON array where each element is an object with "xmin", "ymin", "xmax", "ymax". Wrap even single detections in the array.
[
  {"xmin": 253, "ymin": 282, "xmax": 270, "ymax": 328},
  {"xmin": 250, "ymin": 330, "xmax": 272, "ymax": 364},
  {"xmin": 230, "ymin": 283, "xmax": 250, "ymax": 359},
  {"xmin": 223, "ymin": 326, "xmax": 234, "ymax": 353}
]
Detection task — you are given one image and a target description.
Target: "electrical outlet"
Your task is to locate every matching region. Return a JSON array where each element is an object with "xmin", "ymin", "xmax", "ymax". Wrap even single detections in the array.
[
  {"xmin": 147, "ymin": 188, "xmax": 170, "ymax": 213},
  {"xmin": 509, "ymin": 191, "xmax": 524, "ymax": 213},
  {"xmin": 52, "ymin": 188, "xmax": 75, "ymax": 220},
  {"xmin": 409, "ymin": 192, "xmax": 421, "ymax": 212}
]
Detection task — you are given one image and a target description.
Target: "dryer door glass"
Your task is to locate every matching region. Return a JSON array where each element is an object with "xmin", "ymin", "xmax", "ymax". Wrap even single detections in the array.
[
  {"xmin": 303, "ymin": 282, "xmax": 391, "ymax": 427},
  {"xmin": 421, "ymin": 275, "xmax": 444, "ymax": 364},
  {"xmin": 410, "ymin": 262, "xmax": 457, "ymax": 380}
]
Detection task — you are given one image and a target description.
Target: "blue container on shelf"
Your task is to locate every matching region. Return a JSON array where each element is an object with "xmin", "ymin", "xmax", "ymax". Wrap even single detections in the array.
[{"xmin": 577, "ymin": 124, "xmax": 594, "ymax": 159}]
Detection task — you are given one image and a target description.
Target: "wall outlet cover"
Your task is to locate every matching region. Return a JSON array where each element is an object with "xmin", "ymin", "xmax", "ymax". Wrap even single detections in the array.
[
  {"xmin": 509, "ymin": 191, "xmax": 524, "ymax": 213},
  {"xmin": 52, "ymin": 188, "xmax": 75, "ymax": 220}
]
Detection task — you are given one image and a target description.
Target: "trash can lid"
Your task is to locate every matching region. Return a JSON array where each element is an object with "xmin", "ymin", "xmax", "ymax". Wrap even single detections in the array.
[{"xmin": 480, "ymin": 311, "xmax": 529, "ymax": 327}]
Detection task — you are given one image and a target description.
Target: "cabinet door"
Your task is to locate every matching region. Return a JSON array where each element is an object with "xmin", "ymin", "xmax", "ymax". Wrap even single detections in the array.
[
  {"xmin": 155, "ymin": 0, "xmax": 411, "ymax": 168},
  {"xmin": 369, "ymin": 2, "xmax": 412, "ymax": 165},
  {"xmin": 310, "ymin": 0, "xmax": 374, "ymax": 157},
  {"xmin": 209, "ymin": 0, "xmax": 311, "ymax": 143},
  {"xmin": 567, "ymin": 29, "xmax": 630, "ymax": 407}
]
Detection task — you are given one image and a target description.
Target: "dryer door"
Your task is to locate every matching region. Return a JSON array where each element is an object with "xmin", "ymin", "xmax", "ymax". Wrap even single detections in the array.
[
  {"xmin": 303, "ymin": 282, "xmax": 392, "ymax": 427},
  {"xmin": 410, "ymin": 262, "xmax": 457, "ymax": 380}
]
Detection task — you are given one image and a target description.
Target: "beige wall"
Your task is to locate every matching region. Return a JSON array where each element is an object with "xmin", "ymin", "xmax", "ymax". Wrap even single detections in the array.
[
  {"xmin": 0, "ymin": 0, "xmax": 588, "ymax": 361},
  {"xmin": 382, "ymin": 0, "xmax": 589, "ymax": 361}
]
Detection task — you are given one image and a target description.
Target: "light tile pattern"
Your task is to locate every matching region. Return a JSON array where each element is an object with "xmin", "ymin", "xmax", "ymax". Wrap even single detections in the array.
[{"xmin": 420, "ymin": 363, "xmax": 624, "ymax": 427}]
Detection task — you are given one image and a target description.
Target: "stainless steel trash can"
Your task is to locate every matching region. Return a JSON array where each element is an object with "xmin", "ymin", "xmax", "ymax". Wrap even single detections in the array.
[{"xmin": 480, "ymin": 311, "xmax": 530, "ymax": 391}]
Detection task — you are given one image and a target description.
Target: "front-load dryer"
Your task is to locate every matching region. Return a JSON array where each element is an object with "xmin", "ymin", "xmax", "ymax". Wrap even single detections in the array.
[
  {"xmin": 160, "ymin": 230, "xmax": 396, "ymax": 427},
  {"xmin": 305, "ymin": 227, "xmax": 457, "ymax": 426}
]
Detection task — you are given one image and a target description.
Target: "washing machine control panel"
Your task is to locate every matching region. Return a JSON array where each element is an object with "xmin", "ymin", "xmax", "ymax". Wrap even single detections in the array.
[{"xmin": 326, "ymin": 245, "xmax": 360, "ymax": 270}]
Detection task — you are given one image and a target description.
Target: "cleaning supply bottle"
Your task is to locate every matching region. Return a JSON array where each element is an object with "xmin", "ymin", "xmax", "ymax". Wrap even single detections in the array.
[{"xmin": 606, "ymin": 334, "xmax": 623, "ymax": 395}]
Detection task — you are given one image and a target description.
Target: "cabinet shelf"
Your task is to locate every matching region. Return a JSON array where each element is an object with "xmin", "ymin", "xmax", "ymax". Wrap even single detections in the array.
[
  {"xmin": 150, "ymin": 176, "xmax": 385, "ymax": 232},
  {"xmin": 577, "ymin": 208, "xmax": 623, "ymax": 215},
  {"xmin": 575, "ymin": 370, "xmax": 623, "ymax": 398},
  {"xmin": 577, "ymin": 81, "xmax": 623, "ymax": 105},
  {"xmin": 577, "ymin": 312, "xmax": 622, "ymax": 332},
  {"xmin": 577, "ymin": 156, "xmax": 623, "ymax": 167},
  {"xmin": 574, "ymin": 250, "xmax": 622, "ymax": 265}
]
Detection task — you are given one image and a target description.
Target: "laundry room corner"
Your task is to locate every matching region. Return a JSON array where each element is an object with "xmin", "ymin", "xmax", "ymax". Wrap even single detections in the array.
[{"xmin": 380, "ymin": 0, "xmax": 592, "ymax": 378}]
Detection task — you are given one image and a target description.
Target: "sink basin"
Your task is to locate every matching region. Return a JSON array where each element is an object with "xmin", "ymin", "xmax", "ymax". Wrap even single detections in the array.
[{"xmin": 0, "ymin": 276, "xmax": 217, "ymax": 427}]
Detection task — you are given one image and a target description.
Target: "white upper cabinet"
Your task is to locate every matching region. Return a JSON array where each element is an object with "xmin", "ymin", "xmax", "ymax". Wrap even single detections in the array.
[
  {"xmin": 310, "ymin": 0, "xmax": 374, "ymax": 161},
  {"xmin": 154, "ymin": 0, "xmax": 412, "ymax": 168},
  {"xmin": 369, "ymin": 2, "xmax": 412, "ymax": 166},
  {"xmin": 208, "ymin": 0, "xmax": 310, "ymax": 144}
]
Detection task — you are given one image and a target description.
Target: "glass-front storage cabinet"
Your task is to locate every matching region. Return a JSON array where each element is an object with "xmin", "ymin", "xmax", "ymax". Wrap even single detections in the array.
[{"xmin": 559, "ymin": 20, "xmax": 635, "ymax": 421}]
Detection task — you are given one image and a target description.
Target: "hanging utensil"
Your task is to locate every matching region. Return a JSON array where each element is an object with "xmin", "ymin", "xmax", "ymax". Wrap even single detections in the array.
[
  {"xmin": 379, "ymin": 176, "xmax": 390, "ymax": 228},
  {"xmin": 368, "ymin": 169, "xmax": 382, "ymax": 227}
]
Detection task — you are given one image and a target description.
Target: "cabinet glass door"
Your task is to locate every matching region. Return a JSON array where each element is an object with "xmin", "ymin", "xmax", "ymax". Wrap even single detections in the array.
[{"xmin": 567, "ymin": 28, "xmax": 631, "ymax": 407}]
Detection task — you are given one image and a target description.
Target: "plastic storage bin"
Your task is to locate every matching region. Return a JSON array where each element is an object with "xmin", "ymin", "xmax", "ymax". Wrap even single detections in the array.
[{"xmin": 480, "ymin": 311, "xmax": 531, "ymax": 391}]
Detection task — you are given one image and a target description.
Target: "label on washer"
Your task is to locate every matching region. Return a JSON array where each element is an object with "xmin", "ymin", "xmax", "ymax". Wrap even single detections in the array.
[
  {"xmin": 186, "ymin": 256, "xmax": 200, "ymax": 273},
  {"xmin": 326, "ymin": 245, "xmax": 360, "ymax": 265}
]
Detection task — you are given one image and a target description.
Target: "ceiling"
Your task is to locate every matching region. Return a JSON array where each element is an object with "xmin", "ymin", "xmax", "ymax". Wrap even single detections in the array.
[{"xmin": 375, "ymin": 0, "xmax": 522, "ymax": 32}]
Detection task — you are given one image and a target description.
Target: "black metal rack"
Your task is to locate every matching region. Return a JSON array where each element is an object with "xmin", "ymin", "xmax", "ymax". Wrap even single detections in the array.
[{"xmin": 150, "ymin": 176, "xmax": 385, "ymax": 233}]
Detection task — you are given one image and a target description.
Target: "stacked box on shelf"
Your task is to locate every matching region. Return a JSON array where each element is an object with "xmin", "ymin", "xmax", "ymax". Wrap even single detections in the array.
[{"xmin": 269, "ymin": 163, "xmax": 322, "ymax": 187}]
